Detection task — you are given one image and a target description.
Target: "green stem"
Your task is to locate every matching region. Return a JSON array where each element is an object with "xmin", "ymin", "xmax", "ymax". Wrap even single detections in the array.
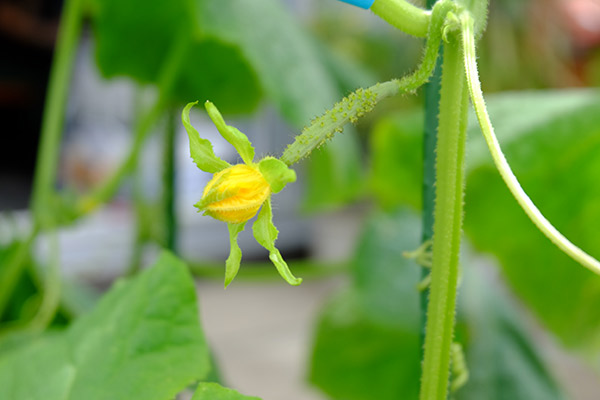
[
  {"xmin": 461, "ymin": 15, "xmax": 600, "ymax": 275},
  {"xmin": 371, "ymin": 0, "xmax": 431, "ymax": 38},
  {"xmin": 420, "ymin": 0, "xmax": 444, "ymax": 366},
  {"xmin": 28, "ymin": 231, "xmax": 62, "ymax": 331},
  {"xmin": 280, "ymin": 0, "xmax": 453, "ymax": 166},
  {"xmin": 163, "ymin": 108, "xmax": 177, "ymax": 252},
  {"xmin": 31, "ymin": 0, "xmax": 84, "ymax": 227},
  {"xmin": 77, "ymin": 98, "xmax": 165, "ymax": 215},
  {"xmin": 126, "ymin": 135, "xmax": 147, "ymax": 277},
  {"xmin": 420, "ymin": 35, "xmax": 468, "ymax": 400},
  {"xmin": 0, "ymin": 227, "xmax": 39, "ymax": 319},
  {"xmin": 76, "ymin": 33, "xmax": 189, "ymax": 216}
]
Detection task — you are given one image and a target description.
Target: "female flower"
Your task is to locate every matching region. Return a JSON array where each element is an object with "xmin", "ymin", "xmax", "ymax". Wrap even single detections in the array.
[{"xmin": 182, "ymin": 101, "xmax": 300, "ymax": 287}]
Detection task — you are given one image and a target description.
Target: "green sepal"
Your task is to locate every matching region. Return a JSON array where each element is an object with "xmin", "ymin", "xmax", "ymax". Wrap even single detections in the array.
[
  {"xmin": 252, "ymin": 199, "xmax": 302, "ymax": 285},
  {"xmin": 182, "ymin": 102, "xmax": 231, "ymax": 173},
  {"xmin": 205, "ymin": 101, "xmax": 255, "ymax": 165},
  {"xmin": 258, "ymin": 157, "xmax": 297, "ymax": 193},
  {"xmin": 225, "ymin": 222, "xmax": 246, "ymax": 288}
]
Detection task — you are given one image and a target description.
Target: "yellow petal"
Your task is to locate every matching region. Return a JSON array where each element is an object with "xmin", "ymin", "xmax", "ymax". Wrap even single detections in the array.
[{"xmin": 201, "ymin": 164, "xmax": 271, "ymax": 224}]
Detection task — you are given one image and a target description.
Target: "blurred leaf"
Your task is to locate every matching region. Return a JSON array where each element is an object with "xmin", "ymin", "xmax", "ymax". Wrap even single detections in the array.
[
  {"xmin": 90, "ymin": 0, "xmax": 262, "ymax": 113},
  {"xmin": 309, "ymin": 210, "xmax": 422, "ymax": 400},
  {"xmin": 195, "ymin": 0, "xmax": 343, "ymax": 125},
  {"xmin": 191, "ymin": 382, "xmax": 261, "ymax": 400},
  {"xmin": 195, "ymin": 0, "xmax": 364, "ymax": 210},
  {"xmin": 0, "ymin": 252, "xmax": 211, "ymax": 400},
  {"xmin": 309, "ymin": 209, "xmax": 565, "ymax": 400},
  {"xmin": 456, "ymin": 250, "xmax": 566, "ymax": 400},
  {"xmin": 369, "ymin": 89, "xmax": 600, "ymax": 349},
  {"xmin": 369, "ymin": 110, "xmax": 424, "ymax": 210},
  {"xmin": 302, "ymin": 136, "xmax": 363, "ymax": 211}
]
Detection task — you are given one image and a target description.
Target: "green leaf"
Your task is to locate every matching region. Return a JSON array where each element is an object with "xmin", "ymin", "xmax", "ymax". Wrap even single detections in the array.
[
  {"xmin": 369, "ymin": 110, "xmax": 424, "ymax": 210},
  {"xmin": 205, "ymin": 101, "xmax": 255, "ymax": 165},
  {"xmin": 191, "ymin": 382, "xmax": 261, "ymax": 400},
  {"xmin": 0, "ymin": 252, "xmax": 212, "ymax": 400},
  {"xmin": 258, "ymin": 157, "xmax": 296, "ymax": 193},
  {"xmin": 225, "ymin": 223, "xmax": 246, "ymax": 288},
  {"xmin": 172, "ymin": 38, "xmax": 263, "ymax": 114},
  {"xmin": 252, "ymin": 199, "xmax": 302, "ymax": 285},
  {"xmin": 90, "ymin": 0, "xmax": 262, "ymax": 113},
  {"xmin": 309, "ymin": 209, "xmax": 422, "ymax": 400},
  {"xmin": 368, "ymin": 89, "xmax": 600, "ymax": 350},
  {"xmin": 182, "ymin": 102, "xmax": 231, "ymax": 173},
  {"xmin": 309, "ymin": 209, "xmax": 565, "ymax": 400}
]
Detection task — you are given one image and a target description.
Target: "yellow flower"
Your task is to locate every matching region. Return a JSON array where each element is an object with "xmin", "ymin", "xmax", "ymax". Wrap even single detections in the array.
[
  {"xmin": 200, "ymin": 164, "xmax": 271, "ymax": 224},
  {"xmin": 183, "ymin": 100, "xmax": 301, "ymax": 286}
]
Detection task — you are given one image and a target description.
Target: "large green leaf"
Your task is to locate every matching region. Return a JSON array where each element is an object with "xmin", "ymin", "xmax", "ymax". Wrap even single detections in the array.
[
  {"xmin": 457, "ymin": 249, "xmax": 565, "ymax": 400},
  {"xmin": 309, "ymin": 209, "xmax": 563, "ymax": 400},
  {"xmin": 368, "ymin": 89, "xmax": 600, "ymax": 350},
  {"xmin": 0, "ymin": 252, "xmax": 211, "ymax": 400},
  {"xmin": 90, "ymin": 0, "xmax": 262, "ymax": 113}
]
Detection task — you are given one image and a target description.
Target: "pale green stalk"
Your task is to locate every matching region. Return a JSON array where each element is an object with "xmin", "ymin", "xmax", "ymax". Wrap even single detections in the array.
[
  {"xmin": 461, "ymin": 15, "xmax": 600, "ymax": 276},
  {"xmin": 371, "ymin": 0, "xmax": 431, "ymax": 37},
  {"xmin": 28, "ymin": 231, "xmax": 61, "ymax": 331}
]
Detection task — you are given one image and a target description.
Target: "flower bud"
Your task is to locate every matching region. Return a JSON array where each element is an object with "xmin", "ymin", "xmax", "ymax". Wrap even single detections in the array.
[{"xmin": 199, "ymin": 164, "xmax": 271, "ymax": 224}]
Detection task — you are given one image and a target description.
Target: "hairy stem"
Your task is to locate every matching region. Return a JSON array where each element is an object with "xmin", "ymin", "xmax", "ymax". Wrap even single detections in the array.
[
  {"xmin": 420, "ymin": 0, "xmax": 444, "ymax": 368},
  {"xmin": 281, "ymin": 0, "xmax": 454, "ymax": 166},
  {"xmin": 461, "ymin": 14, "xmax": 600, "ymax": 275},
  {"xmin": 420, "ymin": 34, "xmax": 468, "ymax": 400}
]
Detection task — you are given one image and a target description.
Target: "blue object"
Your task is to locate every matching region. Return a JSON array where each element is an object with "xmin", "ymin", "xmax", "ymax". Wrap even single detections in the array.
[{"xmin": 337, "ymin": 0, "xmax": 375, "ymax": 9}]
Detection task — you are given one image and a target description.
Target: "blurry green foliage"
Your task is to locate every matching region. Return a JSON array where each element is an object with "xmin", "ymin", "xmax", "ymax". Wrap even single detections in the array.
[
  {"xmin": 0, "ymin": 252, "xmax": 211, "ymax": 400},
  {"xmin": 191, "ymin": 382, "xmax": 262, "ymax": 400},
  {"xmin": 310, "ymin": 209, "xmax": 565, "ymax": 400},
  {"xmin": 368, "ymin": 89, "xmax": 600, "ymax": 350},
  {"xmin": 88, "ymin": 0, "xmax": 364, "ymax": 209}
]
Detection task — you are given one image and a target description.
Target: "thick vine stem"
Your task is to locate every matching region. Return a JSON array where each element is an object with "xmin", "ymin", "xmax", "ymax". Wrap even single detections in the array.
[
  {"xmin": 461, "ymin": 14, "xmax": 600, "ymax": 276},
  {"xmin": 419, "ymin": 33, "xmax": 469, "ymax": 400},
  {"xmin": 371, "ymin": 0, "xmax": 431, "ymax": 37},
  {"xmin": 280, "ymin": 0, "xmax": 455, "ymax": 166}
]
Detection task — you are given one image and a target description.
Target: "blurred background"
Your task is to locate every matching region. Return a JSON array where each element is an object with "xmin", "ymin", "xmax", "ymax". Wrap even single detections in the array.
[{"xmin": 1, "ymin": 0, "xmax": 600, "ymax": 399}]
